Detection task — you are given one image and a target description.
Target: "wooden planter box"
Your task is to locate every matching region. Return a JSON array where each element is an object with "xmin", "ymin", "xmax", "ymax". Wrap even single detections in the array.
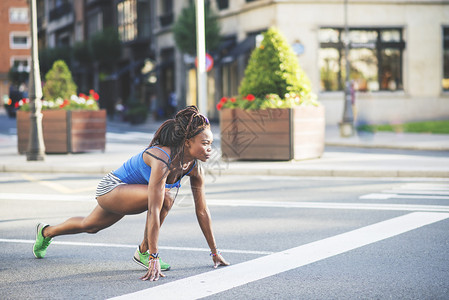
[
  {"xmin": 17, "ymin": 109, "xmax": 106, "ymax": 154},
  {"xmin": 220, "ymin": 106, "xmax": 325, "ymax": 160}
]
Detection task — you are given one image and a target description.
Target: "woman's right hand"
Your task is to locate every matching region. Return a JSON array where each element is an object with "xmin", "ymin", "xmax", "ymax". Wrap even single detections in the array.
[{"xmin": 140, "ymin": 258, "xmax": 166, "ymax": 281}]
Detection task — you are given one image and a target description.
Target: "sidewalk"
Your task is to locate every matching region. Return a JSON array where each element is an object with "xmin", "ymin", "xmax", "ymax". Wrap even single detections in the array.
[{"xmin": 1, "ymin": 111, "xmax": 448, "ymax": 178}]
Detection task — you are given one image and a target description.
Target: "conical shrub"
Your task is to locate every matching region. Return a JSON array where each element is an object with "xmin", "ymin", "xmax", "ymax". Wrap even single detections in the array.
[
  {"xmin": 43, "ymin": 60, "xmax": 77, "ymax": 100},
  {"xmin": 238, "ymin": 27, "xmax": 312, "ymax": 100}
]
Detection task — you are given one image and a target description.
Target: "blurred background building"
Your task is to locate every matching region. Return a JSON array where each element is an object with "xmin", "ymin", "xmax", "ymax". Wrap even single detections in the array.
[{"xmin": 1, "ymin": 0, "xmax": 448, "ymax": 124}]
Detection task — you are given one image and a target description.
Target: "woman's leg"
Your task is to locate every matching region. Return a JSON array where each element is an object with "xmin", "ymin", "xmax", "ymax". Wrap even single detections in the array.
[
  {"xmin": 43, "ymin": 205, "xmax": 124, "ymax": 238},
  {"xmin": 43, "ymin": 184, "xmax": 149, "ymax": 238}
]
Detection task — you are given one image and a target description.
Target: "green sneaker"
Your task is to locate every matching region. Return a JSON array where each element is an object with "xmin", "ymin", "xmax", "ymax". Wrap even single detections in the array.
[
  {"xmin": 33, "ymin": 223, "xmax": 53, "ymax": 258},
  {"xmin": 133, "ymin": 247, "xmax": 171, "ymax": 271}
]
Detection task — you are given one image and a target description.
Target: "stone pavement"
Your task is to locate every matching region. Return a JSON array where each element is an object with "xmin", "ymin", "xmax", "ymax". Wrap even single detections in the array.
[{"xmin": 0, "ymin": 109, "xmax": 448, "ymax": 178}]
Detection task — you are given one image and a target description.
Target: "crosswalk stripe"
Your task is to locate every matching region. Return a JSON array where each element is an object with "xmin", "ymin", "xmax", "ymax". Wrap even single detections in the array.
[{"xmin": 109, "ymin": 212, "xmax": 449, "ymax": 300}]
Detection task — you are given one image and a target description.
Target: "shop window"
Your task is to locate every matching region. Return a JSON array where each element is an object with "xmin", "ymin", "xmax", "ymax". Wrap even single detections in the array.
[
  {"xmin": 319, "ymin": 27, "xmax": 405, "ymax": 92},
  {"xmin": 117, "ymin": 0, "xmax": 137, "ymax": 42},
  {"xmin": 443, "ymin": 27, "xmax": 449, "ymax": 91}
]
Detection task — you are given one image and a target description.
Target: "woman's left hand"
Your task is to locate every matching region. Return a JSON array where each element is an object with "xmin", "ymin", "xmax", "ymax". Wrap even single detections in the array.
[{"xmin": 212, "ymin": 254, "xmax": 230, "ymax": 269}]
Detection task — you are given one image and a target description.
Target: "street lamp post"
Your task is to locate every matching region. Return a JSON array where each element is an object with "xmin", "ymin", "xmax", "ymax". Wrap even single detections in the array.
[
  {"xmin": 26, "ymin": 0, "xmax": 46, "ymax": 161},
  {"xmin": 195, "ymin": 0, "xmax": 207, "ymax": 116},
  {"xmin": 339, "ymin": 0, "xmax": 354, "ymax": 137}
]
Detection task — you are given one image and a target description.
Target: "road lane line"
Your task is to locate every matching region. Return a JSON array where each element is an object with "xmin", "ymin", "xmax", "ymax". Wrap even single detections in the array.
[
  {"xmin": 110, "ymin": 212, "xmax": 449, "ymax": 300},
  {"xmin": 2, "ymin": 193, "xmax": 449, "ymax": 212},
  {"xmin": 360, "ymin": 193, "xmax": 449, "ymax": 200},
  {"xmin": 207, "ymin": 199, "xmax": 449, "ymax": 212},
  {"xmin": 382, "ymin": 189, "xmax": 449, "ymax": 196},
  {"xmin": 0, "ymin": 239, "xmax": 272, "ymax": 255}
]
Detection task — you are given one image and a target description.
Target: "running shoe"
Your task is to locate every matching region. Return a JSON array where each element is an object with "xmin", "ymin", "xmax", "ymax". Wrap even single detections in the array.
[
  {"xmin": 33, "ymin": 223, "xmax": 53, "ymax": 258},
  {"xmin": 133, "ymin": 247, "xmax": 171, "ymax": 271}
]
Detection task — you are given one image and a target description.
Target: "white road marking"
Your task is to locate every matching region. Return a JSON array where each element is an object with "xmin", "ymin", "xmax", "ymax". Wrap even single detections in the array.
[
  {"xmin": 0, "ymin": 193, "xmax": 95, "ymax": 202},
  {"xmin": 0, "ymin": 239, "xmax": 273, "ymax": 255},
  {"xmin": 360, "ymin": 193, "xmax": 449, "ymax": 201},
  {"xmin": 207, "ymin": 199, "xmax": 449, "ymax": 213},
  {"xmin": 382, "ymin": 189, "xmax": 449, "ymax": 196},
  {"xmin": 2, "ymin": 193, "xmax": 449, "ymax": 212},
  {"xmin": 110, "ymin": 212, "xmax": 449, "ymax": 300}
]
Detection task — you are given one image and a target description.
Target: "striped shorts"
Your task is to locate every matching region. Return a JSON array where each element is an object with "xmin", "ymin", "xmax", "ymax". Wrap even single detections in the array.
[{"xmin": 95, "ymin": 172, "xmax": 126, "ymax": 198}]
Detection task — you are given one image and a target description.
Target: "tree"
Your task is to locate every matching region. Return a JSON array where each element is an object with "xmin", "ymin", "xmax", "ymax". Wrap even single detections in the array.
[
  {"xmin": 89, "ymin": 27, "xmax": 122, "ymax": 68},
  {"xmin": 43, "ymin": 60, "xmax": 77, "ymax": 100},
  {"xmin": 173, "ymin": 0, "xmax": 221, "ymax": 55},
  {"xmin": 238, "ymin": 27, "xmax": 312, "ymax": 99}
]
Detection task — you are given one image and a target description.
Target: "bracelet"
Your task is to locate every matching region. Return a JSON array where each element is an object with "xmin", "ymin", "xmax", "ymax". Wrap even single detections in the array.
[
  {"xmin": 210, "ymin": 250, "xmax": 220, "ymax": 257},
  {"xmin": 149, "ymin": 252, "xmax": 159, "ymax": 260}
]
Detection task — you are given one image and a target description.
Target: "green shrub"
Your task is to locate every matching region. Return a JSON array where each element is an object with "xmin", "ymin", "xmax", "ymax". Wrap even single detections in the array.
[
  {"xmin": 238, "ymin": 27, "xmax": 312, "ymax": 101},
  {"xmin": 43, "ymin": 60, "xmax": 77, "ymax": 100}
]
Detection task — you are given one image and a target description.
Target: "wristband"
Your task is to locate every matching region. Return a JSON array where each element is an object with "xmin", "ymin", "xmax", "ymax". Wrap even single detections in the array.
[
  {"xmin": 149, "ymin": 252, "xmax": 159, "ymax": 260},
  {"xmin": 210, "ymin": 250, "xmax": 220, "ymax": 257}
]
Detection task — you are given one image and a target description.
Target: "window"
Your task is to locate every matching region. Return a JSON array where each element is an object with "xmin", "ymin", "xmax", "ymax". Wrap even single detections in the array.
[
  {"xmin": 319, "ymin": 27, "xmax": 405, "ymax": 92},
  {"xmin": 117, "ymin": 0, "xmax": 137, "ymax": 42},
  {"xmin": 9, "ymin": 7, "xmax": 29, "ymax": 23},
  {"xmin": 11, "ymin": 57, "xmax": 31, "ymax": 73},
  {"xmin": 216, "ymin": 0, "xmax": 229, "ymax": 10},
  {"xmin": 443, "ymin": 27, "xmax": 449, "ymax": 91},
  {"xmin": 87, "ymin": 11, "xmax": 103, "ymax": 38},
  {"xmin": 159, "ymin": 0, "xmax": 173, "ymax": 27},
  {"xmin": 10, "ymin": 32, "xmax": 30, "ymax": 49}
]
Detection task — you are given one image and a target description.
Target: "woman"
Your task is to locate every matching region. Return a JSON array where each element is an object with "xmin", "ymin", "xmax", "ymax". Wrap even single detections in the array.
[{"xmin": 33, "ymin": 106, "xmax": 229, "ymax": 281}]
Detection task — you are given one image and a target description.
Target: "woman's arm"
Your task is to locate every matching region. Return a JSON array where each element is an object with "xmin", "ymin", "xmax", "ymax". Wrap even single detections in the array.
[
  {"xmin": 190, "ymin": 164, "xmax": 230, "ymax": 268},
  {"xmin": 141, "ymin": 155, "xmax": 168, "ymax": 281}
]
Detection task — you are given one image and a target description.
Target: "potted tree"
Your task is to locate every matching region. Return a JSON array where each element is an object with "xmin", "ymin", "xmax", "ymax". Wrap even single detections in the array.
[
  {"xmin": 17, "ymin": 60, "xmax": 106, "ymax": 154},
  {"xmin": 218, "ymin": 27, "xmax": 325, "ymax": 160}
]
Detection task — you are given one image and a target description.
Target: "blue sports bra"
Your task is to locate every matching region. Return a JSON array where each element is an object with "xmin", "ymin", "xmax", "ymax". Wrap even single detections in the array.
[{"xmin": 112, "ymin": 146, "xmax": 196, "ymax": 189}]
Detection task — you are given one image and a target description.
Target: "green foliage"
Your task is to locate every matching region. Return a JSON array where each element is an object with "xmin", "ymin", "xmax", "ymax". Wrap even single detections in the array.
[
  {"xmin": 238, "ymin": 27, "xmax": 313, "ymax": 107},
  {"xmin": 73, "ymin": 41, "xmax": 92, "ymax": 64},
  {"xmin": 357, "ymin": 120, "xmax": 449, "ymax": 134},
  {"xmin": 173, "ymin": 0, "xmax": 221, "ymax": 55},
  {"xmin": 43, "ymin": 60, "xmax": 77, "ymax": 100},
  {"xmin": 89, "ymin": 27, "xmax": 122, "ymax": 66}
]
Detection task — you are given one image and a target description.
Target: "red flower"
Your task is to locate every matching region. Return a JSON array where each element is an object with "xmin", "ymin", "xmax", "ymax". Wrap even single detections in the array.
[
  {"xmin": 93, "ymin": 92, "xmax": 100, "ymax": 101},
  {"xmin": 245, "ymin": 94, "xmax": 255, "ymax": 101},
  {"xmin": 79, "ymin": 93, "xmax": 88, "ymax": 100},
  {"xmin": 14, "ymin": 102, "xmax": 20, "ymax": 108},
  {"xmin": 216, "ymin": 102, "xmax": 224, "ymax": 111},
  {"xmin": 230, "ymin": 97, "xmax": 236, "ymax": 103},
  {"xmin": 220, "ymin": 97, "xmax": 228, "ymax": 104},
  {"xmin": 89, "ymin": 89, "xmax": 95, "ymax": 95},
  {"xmin": 60, "ymin": 99, "xmax": 70, "ymax": 108}
]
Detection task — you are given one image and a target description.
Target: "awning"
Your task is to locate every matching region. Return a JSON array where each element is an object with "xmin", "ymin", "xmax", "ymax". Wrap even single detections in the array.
[{"xmin": 221, "ymin": 35, "xmax": 256, "ymax": 63}]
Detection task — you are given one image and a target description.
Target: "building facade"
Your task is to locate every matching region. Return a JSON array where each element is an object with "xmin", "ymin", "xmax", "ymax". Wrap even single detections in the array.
[
  {"xmin": 152, "ymin": 0, "xmax": 449, "ymax": 124},
  {"xmin": 0, "ymin": 0, "xmax": 31, "ymax": 115}
]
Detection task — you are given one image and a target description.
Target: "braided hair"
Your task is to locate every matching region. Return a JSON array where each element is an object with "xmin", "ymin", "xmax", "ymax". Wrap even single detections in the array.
[{"xmin": 149, "ymin": 105, "xmax": 210, "ymax": 176}]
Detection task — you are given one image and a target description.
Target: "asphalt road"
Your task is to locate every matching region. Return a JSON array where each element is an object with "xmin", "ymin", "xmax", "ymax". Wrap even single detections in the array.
[{"xmin": 1, "ymin": 173, "xmax": 448, "ymax": 299}]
